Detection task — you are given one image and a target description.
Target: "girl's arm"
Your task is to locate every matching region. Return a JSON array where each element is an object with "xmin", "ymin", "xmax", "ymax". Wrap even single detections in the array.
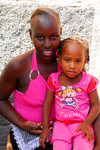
[
  {"xmin": 83, "ymin": 88, "xmax": 99, "ymax": 125},
  {"xmin": 39, "ymin": 88, "xmax": 54, "ymax": 148},
  {"xmin": 76, "ymin": 89, "xmax": 100, "ymax": 141}
]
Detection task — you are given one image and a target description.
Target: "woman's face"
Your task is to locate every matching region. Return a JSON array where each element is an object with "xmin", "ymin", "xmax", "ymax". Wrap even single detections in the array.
[{"xmin": 29, "ymin": 15, "xmax": 61, "ymax": 61}]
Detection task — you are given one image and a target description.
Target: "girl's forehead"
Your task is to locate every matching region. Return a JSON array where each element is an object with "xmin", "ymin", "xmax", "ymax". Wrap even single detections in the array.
[
  {"xmin": 64, "ymin": 42, "xmax": 84, "ymax": 50},
  {"xmin": 62, "ymin": 42, "xmax": 85, "ymax": 55}
]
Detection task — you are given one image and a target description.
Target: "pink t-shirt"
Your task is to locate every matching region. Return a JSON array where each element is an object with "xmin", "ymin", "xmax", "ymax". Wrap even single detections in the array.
[
  {"xmin": 47, "ymin": 71, "xmax": 99, "ymax": 122},
  {"xmin": 14, "ymin": 50, "xmax": 61, "ymax": 123}
]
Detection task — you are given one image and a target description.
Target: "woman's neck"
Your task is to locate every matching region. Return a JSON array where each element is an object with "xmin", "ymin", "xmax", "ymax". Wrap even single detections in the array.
[{"xmin": 36, "ymin": 53, "xmax": 57, "ymax": 66}]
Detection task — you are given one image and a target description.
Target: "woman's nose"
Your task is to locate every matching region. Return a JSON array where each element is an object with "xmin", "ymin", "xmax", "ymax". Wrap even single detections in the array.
[{"xmin": 44, "ymin": 38, "xmax": 51, "ymax": 48}]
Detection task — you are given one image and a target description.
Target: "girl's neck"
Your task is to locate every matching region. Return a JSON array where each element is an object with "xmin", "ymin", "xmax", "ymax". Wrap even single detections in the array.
[{"xmin": 59, "ymin": 72, "xmax": 82, "ymax": 86}]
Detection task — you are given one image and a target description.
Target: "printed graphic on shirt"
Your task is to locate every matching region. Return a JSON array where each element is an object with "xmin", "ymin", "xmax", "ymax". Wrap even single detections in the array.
[{"xmin": 56, "ymin": 86, "xmax": 81, "ymax": 109}]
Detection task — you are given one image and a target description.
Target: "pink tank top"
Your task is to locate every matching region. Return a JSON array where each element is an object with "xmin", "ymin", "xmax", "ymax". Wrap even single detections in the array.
[{"xmin": 14, "ymin": 49, "xmax": 61, "ymax": 123}]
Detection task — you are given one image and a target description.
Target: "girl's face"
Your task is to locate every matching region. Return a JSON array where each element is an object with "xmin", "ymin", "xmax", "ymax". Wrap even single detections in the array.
[
  {"xmin": 59, "ymin": 42, "xmax": 87, "ymax": 78},
  {"xmin": 29, "ymin": 15, "xmax": 61, "ymax": 61}
]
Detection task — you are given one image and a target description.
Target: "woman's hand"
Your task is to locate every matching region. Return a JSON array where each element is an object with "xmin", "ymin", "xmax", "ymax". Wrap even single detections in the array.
[
  {"xmin": 39, "ymin": 128, "xmax": 50, "ymax": 148},
  {"xmin": 22, "ymin": 121, "xmax": 42, "ymax": 134},
  {"xmin": 75, "ymin": 122, "xmax": 94, "ymax": 142},
  {"xmin": 21, "ymin": 120, "xmax": 53, "ymax": 134}
]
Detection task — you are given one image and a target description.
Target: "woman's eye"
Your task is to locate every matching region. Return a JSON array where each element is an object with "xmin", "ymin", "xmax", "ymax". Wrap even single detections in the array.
[
  {"xmin": 50, "ymin": 35, "xmax": 58, "ymax": 40},
  {"xmin": 36, "ymin": 36, "xmax": 44, "ymax": 40}
]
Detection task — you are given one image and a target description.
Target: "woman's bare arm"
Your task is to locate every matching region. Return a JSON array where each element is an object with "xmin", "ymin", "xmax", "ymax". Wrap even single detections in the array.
[{"xmin": 0, "ymin": 57, "xmax": 42, "ymax": 133}]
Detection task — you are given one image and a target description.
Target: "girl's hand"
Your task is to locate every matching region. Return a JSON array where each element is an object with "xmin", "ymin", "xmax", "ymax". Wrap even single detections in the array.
[
  {"xmin": 75, "ymin": 122, "xmax": 94, "ymax": 142},
  {"xmin": 49, "ymin": 120, "xmax": 53, "ymax": 130},
  {"xmin": 22, "ymin": 121, "xmax": 42, "ymax": 134},
  {"xmin": 39, "ymin": 128, "xmax": 50, "ymax": 148}
]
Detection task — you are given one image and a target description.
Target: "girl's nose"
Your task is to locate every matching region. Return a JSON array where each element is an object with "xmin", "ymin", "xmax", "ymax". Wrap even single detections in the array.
[{"xmin": 70, "ymin": 61, "xmax": 75, "ymax": 68}]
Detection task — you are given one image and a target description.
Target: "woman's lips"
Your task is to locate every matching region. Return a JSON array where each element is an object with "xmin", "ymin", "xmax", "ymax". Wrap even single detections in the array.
[{"xmin": 43, "ymin": 50, "xmax": 53, "ymax": 56}]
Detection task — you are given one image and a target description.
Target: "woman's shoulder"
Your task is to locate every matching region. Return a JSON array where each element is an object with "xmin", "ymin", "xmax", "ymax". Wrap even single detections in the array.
[
  {"xmin": 2, "ymin": 50, "xmax": 33, "ymax": 78},
  {"xmin": 7, "ymin": 50, "xmax": 33, "ymax": 70}
]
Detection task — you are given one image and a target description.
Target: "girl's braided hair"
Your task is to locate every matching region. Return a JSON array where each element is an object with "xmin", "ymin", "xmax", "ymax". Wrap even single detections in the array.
[{"xmin": 58, "ymin": 37, "xmax": 89, "ymax": 71}]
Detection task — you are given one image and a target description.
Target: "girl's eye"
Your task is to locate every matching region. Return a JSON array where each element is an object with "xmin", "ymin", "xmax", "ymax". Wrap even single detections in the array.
[
  {"xmin": 65, "ymin": 59, "xmax": 70, "ymax": 62},
  {"xmin": 76, "ymin": 59, "xmax": 81, "ymax": 63}
]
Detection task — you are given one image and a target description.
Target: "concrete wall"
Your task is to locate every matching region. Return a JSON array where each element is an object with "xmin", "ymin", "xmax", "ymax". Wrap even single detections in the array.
[
  {"xmin": 0, "ymin": 1, "xmax": 95, "ymax": 73},
  {"xmin": 0, "ymin": 0, "xmax": 100, "ymax": 149}
]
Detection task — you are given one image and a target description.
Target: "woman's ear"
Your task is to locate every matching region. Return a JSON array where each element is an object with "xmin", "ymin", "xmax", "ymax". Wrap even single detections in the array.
[
  {"xmin": 29, "ymin": 29, "xmax": 34, "ymax": 45},
  {"xmin": 29, "ymin": 29, "xmax": 32, "ymax": 40}
]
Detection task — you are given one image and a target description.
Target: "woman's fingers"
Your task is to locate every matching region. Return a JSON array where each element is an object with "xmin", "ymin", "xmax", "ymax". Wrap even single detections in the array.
[
  {"xmin": 30, "ymin": 129, "xmax": 42, "ymax": 134},
  {"xmin": 23, "ymin": 121, "xmax": 42, "ymax": 133}
]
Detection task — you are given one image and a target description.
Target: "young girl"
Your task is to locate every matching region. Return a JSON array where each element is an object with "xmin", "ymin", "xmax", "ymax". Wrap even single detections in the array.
[
  {"xmin": 0, "ymin": 7, "xmax": 61, "ymax": 150},
  {"xmin": 39, "ymin": 37, "xmax": 100, "ymax": 150}
]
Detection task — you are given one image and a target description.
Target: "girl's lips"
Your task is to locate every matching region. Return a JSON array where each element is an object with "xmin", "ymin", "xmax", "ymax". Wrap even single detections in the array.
[
  {"xmin": 68, "ymin": 71, "xmax": 75, "ymax": 74},
  {"xmin": 43, "ymin": 50, "xmax": 53, "ymax": 56}
]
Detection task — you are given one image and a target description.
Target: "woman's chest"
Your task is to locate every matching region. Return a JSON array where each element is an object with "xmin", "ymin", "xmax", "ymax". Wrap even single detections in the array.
[{"xmin": 38, "ymin": 63, "xmax": 57, "ymax": 81}]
